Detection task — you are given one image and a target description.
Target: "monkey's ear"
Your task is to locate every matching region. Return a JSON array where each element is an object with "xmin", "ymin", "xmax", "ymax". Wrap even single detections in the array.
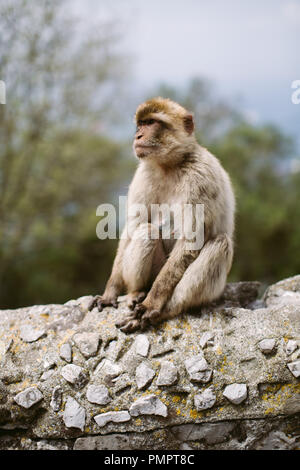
[{"xmin": 183, "ymin": 114, "xmax": 194, "ymax": 135}]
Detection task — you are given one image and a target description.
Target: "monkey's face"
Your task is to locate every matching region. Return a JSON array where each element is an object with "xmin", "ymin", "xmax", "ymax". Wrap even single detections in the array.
[
  {"xmin": 134, "ymin": 118, "xmax": 192, "ymax": 165},
  {"xmin": 134, "ymin": 119, "xmax": 164, "ymax": 159}
]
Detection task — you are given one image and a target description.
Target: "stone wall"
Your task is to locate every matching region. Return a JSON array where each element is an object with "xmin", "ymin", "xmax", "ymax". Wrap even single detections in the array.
[{"xmin": 0, "ymin": 276, "xmax": 299, "ymax": 450}]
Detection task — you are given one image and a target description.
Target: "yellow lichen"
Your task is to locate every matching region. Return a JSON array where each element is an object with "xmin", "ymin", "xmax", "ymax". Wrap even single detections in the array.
[{"xmin": 172, "ymin": 396, "xmax": 181, "ymax": 403}]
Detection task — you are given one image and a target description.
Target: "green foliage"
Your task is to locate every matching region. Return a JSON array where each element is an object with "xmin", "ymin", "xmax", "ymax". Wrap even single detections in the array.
[{"xmin": 0, "ymin": 0, "xmax": 133, "ymax": 307}]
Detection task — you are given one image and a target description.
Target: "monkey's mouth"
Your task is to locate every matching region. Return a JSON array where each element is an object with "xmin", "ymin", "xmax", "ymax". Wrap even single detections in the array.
[
  {"xmin": 134, "ymin": 143, "xmax": 158, "ymax": 154},
  {"xmin": 135, "ymin": 143, "xmax": 154, "ymax": 149}
]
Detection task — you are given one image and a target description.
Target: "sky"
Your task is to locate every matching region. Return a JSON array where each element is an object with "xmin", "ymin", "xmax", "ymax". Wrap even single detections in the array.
[{"xmin": 74, "ymin": 0, "xmax": 300, "ymax": 150}]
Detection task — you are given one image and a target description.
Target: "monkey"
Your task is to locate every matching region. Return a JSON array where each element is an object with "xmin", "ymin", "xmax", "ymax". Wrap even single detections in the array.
[{"xmin": 89, "ymin": 97, "xmax": 235, "ymax": 333}]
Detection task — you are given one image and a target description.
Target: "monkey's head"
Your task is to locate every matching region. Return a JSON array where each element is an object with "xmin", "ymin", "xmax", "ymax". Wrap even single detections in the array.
[{"xmin": 134, "ymin": 97, "xmax": 196, "ymax": 166}]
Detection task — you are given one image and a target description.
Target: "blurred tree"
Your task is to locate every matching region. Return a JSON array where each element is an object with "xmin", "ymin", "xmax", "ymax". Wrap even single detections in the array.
[
  {"xmin": 0, "ymin": 0, "xmax": 133, "ymax": 307},
  {"xmin": 1, "ymin": 5, "xmax": 299, "ymax": 310}
]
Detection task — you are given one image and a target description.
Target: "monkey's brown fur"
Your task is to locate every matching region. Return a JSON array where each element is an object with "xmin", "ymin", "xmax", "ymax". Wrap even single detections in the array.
[{"xmin": 89, "ymin": 97, "xmax": 235, "ymax": 332}]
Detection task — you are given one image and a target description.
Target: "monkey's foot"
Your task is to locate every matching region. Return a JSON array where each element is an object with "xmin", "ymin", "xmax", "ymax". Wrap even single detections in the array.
[
  {"xmin": 88, "ymin": 295, "xmax": 118, "ymax": 312},
  {"xmin": 140, "ymin": 309, "xmax": 160, "ymax": 330},
  {"xmin": 127, "ymin": 291, "xmax": 147, "ymax": 310},
  {"xmin": 115, "ymin": 312, "xmax": 141, "ymax": 333},
  {"xmin": 115, "ymin": 305, "xmax": 161, "ymax": 333}
]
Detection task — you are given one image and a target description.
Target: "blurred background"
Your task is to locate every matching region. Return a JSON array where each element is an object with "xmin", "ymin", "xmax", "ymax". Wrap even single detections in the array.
[{"xmin": 0, "ymin": 0, "xmax": 299, "ymax": 308}]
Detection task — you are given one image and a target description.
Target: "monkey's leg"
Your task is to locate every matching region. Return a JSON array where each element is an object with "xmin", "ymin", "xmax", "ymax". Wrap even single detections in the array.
[
  {"xmin": 142, "ymin": 234, "xmax": 233, "ymax": 326},
  {"xmin": 116, "ymin": 223, "xmax": 166, "ymax": 332}
]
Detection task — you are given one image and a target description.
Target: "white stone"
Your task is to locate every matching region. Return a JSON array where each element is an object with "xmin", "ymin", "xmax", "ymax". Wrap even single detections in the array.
[
  {"xmin": 286, "ymin": 340, "xmax": 298, "ymax": 356},
  {"xmin": 94, "ymin": 411, "xmax": 131, "ymax": 427},
  {"xmin": 50, "ymin": 386, "xmax": 62, "ymax": 412},
  {"xmin": 258, "ymin": 339, "xmax": 276, "ymax": 354},
  {"xmin": 63, "ymin": 397, "xmax": 86, "ymax": 431},
  {"xmin": 86, "ymin": 385, "xmax": 111, "ymax": 405},
  {"xmin": 129, "ymin": 394, "xmax": 168, "ymax": 417},
  {"xmin": 194, "ymin": 387, "xmax": 217, "ymax": 411},
  {"xmin": 157, "ymin": 361, "xmax": 178, "ymax": 386},
  {"xmin": 223, "ymin": 383, "xmax": 248, "ymax": 404},
  {"xmin": 59, "ymin": 343, "xmax": 72, "ymax": 363},
  {"xmin": 134, "ymin": 335, "xmax": 150, "ymax": 357},
  {"xmin": 40, "ymin": 369, "xmax": 54, "ymax": 381},
  {"xmin": 135, "ymin": 363, "xmax": 155, "ymax": 389},
  {"xmin": 73, "ymin": 332, "xmax": 100, "ymax": 358},
  {"xmin": 43, "ymin": 354, "xmax": 56, "ymax": 370},
  {"xmin": 200, "ymin": 332, "xmax": 214, "ymax": 348},
  {"xmin": 20, "ymin": 325, "xmax": 45, "ymax": 343},
  {"xmin": 95, "ymin": 359, "xmax": 123, "ymax": 378},
  {"xmin": 287, "ymin": 360, "xmax": 300, "ymax": 378},
  {"xmin": 14, "ymin": 387, "xmax": 43, "ymax": 409},
  {"xmin": 184, "ymin": 354, "xmax": 213, "ymax": 383},
  {"xmin": 61, "ymin": 364, "xmax": 87, "ymax": 388}
]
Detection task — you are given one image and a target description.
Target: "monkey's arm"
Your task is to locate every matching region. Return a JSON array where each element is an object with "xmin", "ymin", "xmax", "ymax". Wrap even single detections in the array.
[
  {"xmin": 115, "ymin": 239, "xmax": 201, "ymax": 332},
  {"xmin": 141, "ymin": 239, "xmax": 200, "ymax": 313},
  {"xmin": 89, "ymin": 231, "xmax": 129, "ymax": 311}
]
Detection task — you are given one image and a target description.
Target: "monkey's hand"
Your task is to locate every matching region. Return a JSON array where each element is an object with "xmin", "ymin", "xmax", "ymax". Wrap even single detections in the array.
[
  {"xmin": 134, "ymin": 303, "xmax": 161, "ymax": 330},
  {"xmin": 127, "ymin": 291, "xmax": 147, "ymax": 310},
  {"xmin": 115, "ymin": 302, "xmax": 161, "ymax": 333},
  {"xmin": 115, "ymin": 302, "xmax": 160, "ymax": 333},
  {"xmin": 88, "ymin": 295, "xmax": 118, "ymax": 312}
]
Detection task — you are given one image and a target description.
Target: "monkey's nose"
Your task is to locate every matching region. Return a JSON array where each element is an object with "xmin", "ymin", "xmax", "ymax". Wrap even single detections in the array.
[{"xmin": 136, "ymin": 133, "xmax": 143, "ymax": 140}]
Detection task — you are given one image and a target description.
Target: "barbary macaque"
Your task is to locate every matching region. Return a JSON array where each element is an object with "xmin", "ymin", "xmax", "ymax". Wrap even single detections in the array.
[{"xmin": 89, "ymin": 97, "xmax": 235, "ymax": 332}]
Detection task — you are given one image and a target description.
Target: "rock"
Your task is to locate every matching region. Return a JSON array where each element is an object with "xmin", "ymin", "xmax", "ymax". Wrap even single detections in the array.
[
  {"xmin": 184, "ymin": 354, "xmax": 213, "ymax": 383},
  {"xmin": 264, "ymin": 275, "xmax": 300, "ymax": 307},
  {"xmin": 199, "ymin": 332, "xmax": 214, "ymax": 348},
  {"xmin": 171, "ymin": 422, "xmax": 236, "ymax": 445},
  {"xmin": 156, "ymin": 361, "xmax": 178, "ymax": 386},
  {"xmin": 219, "ymin": 281, "xmax": 261, "ymax": 307},
  {"xmin": 286, "ymin": 340, "xmax": 298, "ymax": 356},
  {"xmin": 134, "ymin": 334, "xmax": 150, "ymax": 357},
  {"xmin": 135, "ymin": 363, "xmax": 155, "ymax": 389},
  {"xmin": 14, "ymin": 387, "xmax": 43, "ymax": 409},
  {"xmin": 50, "ymin": 386, "xmax": 62, "ymax": 412},
  {"xmin": 59, "ymin": 343, "xmax": 72, "ymax": 363},
  {"xmin": 40, "ymin": 370, "xmax": 54, "ymax": 381},
  {"xmin": 43, "ymin": 354, "xmax": 57, "ymax": 370},
  {"xmin": 95, "ymin": 359, "xmax": 123, "ymax": 379},
  {"xmin": 258, "ymin": 339, "xmax": 276, "ymax": 354},
  {"xmin": 73, "ymin": 332, "xmax": 100, "ymax": 358},
  {"xmin": 94, "ymin": 411, "xmax": 131, "ymax": 427},
  {"xmin": 129, "ymin": 394, "xmax": 168, "ymax": 417},
  {"xmin": 63, "ymin": 397, "xmax": 86, "ymax": 431},
  {"xmin": 20, "ymin": 325, "xmax": 45, "ymax": 343},
  {"xmin": 194, "ymin": 387, "xmax": 217, "ymax": 411},
  {"xmin": 223, "ymin": 384, "xmax": 248, "ymax": 405},
  {"xmin": 1, "ymin": 276, "xmax": 300, "ymax": 450},
  {"xmin": 287, "ymin": 360, "xmax": 300, "ymax": 378},
  {"xmin": 86, "ymin": 385, "xmax": 111, "ymax": 405},
  {"xmin": 61, "ymin": 364, "xmax": 88, "ymax": 389}
]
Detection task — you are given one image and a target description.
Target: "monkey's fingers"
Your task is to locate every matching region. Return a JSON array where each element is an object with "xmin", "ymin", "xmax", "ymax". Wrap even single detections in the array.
[
  {"xmin": 89, "ymin": 295, "xmax": 118, "ymax": 312},
  {"xmin": 115, "ymin": 313, "xmax": 136, "ymax": 328},
  {"xmin": 88, "ymin": 295, "xmax": 101, "ymax": 311},
  {"xmin": 96, "ymin": 297, "xmax": 117, "ymax": 312},
  {"xmin": 134, "ymin": 303, "xmax": 147, "ymax": 318},
  {"xmin": 128, "ymin": 292, "xmax": 147, "ymax": 310},
  {"xmin": 140, "ymin": 309, "xmax": 160, "ymax": 330},
  {"xmin": 119, "ymin": 319, "xmax": 141, "ymax": 333}
]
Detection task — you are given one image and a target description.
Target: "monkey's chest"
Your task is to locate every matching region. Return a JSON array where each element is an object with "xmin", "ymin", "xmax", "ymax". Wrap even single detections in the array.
[{"xmin": 149, "ymin": 194, "xmax": 183, "ymax": 254}]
